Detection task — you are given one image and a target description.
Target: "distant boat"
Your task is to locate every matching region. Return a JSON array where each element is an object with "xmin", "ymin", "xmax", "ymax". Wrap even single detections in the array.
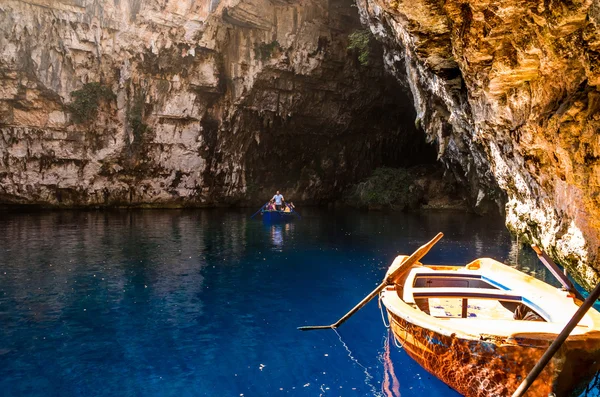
[
  {"xmin": 260, "ymin": 209, "xmax": 296, "ymax": 222},
  {"xmin": 250, "ymin": 203, "xmax": 300, "ymax": 221},
  {"xmin": 380, "ymin": 256, "xmax": 600, "ymax": 397}
]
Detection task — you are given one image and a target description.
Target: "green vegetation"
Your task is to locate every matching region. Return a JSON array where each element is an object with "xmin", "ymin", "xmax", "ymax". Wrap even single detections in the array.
[
  {"xmin": 345, "ymin": 167, "xmax": 423, "ymax": 210},
  {"xmin": 348, "ymin": 29, "xmax": 371, "ymax": 66},
  {"xmin": 254, "ymin": 41, "xmax": 280, "ymax": 61},
  {"xmin": 68, "ymin": 82, "xmax": 115, "ymax": 124},
  {"xmin": 127, "ymin": 92, "xmax": 149, "ymax": 143},
  {"xmin": 245, "ymin": 180, "xmax": 258, "ymax": 195}
]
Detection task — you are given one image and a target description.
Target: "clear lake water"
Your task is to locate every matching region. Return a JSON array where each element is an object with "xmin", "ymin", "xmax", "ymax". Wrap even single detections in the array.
[{"xmin": 0, "ymin": 208, "xmax": 599, "ymax": 397}]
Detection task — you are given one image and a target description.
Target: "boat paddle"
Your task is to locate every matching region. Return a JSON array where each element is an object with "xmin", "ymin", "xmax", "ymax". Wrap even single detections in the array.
[
  {"xmin": 250, "ymin": 202, "xmax": 269, "ymax": 219},
  {"xmin": 531, "ymin": 245, "xmax": 584, "ymax": 301},
  {"xmin": 297, "ymin": 232, "xmax": 443, "ymax": 331},
  {"xmin": 511, "ymin": 277, "xmax": 600, "ymax": 397}
]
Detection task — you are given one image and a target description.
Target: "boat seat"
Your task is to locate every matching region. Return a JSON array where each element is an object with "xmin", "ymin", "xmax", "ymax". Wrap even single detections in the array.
[
  {"xmin": 411, "ymin": 287, "xmax": 523, "ymax": 302},
  {"xmin": 402, "ymin": 268, "xmax": 434, "ymax": 303}
]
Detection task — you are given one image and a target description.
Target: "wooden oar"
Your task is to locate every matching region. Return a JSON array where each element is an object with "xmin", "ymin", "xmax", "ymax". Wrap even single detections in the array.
[
  {"xmin": 291, "ymin": 208, "xmax": 301, "ymax": 219},
  {"xmin": 298, "ymin": 232, "xmax": 444, "ymax": 331},
  {"xmin": 250, "ymin": 202, "xmax": 269, "ymax": 219},
  {"xmin": 511, "ymin": 278, "xmax": 600, "ymax": 397},
  {"xmin": 531, "ymin": 245, "xmax": 584, "ymax": 301}
]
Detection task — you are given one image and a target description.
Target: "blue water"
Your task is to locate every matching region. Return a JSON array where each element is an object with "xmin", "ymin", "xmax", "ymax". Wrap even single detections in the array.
[{"xmin": 0, "ymin": 209, "xmax": 598, "ymax": 397}]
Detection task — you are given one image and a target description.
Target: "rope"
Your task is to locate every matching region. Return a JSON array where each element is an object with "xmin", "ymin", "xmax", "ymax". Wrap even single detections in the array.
[
  {"xmin": 379, "ymin": 293, "xmax": 407, "ymax": 350},
  {"xmin": 392, "ymin": 329, "xmax": 405, "ymax": 350},
  {"xmin": 378, "ymin": 294, "xmax": 390, "ymax": 328},
  {"xmin": 393, "ymin": 334, "xmax": 404, "ymax": 349},
  {"xmin": 379, "ymin": 294, "xmax": 406, "ymax": 350}
]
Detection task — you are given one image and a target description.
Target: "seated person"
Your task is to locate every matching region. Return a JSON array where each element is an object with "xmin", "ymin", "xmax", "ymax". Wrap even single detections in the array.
[
  {"xmin": 513, "ymin": 303, "xmax": 544, "ymax": 322},
  {"xmin": 284, "ymin": 204, "xmax": 291, "ymax": 212}
]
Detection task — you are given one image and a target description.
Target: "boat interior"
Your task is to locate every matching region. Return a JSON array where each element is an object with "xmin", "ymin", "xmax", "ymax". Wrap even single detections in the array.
[{"xmin": 401, "ymin": 262, "xmax": 550, "ymax": 323}]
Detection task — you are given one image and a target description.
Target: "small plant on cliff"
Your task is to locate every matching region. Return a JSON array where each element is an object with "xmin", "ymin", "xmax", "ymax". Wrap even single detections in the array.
[
  {"xmin": 345, "ymin": 167, "xmax": 423, "ymax": 210},
  {"xmin": 68, "ymin": 82, "xmax": 115, "ymax": 124},
  {"xmin": 254, "ymin": 41, "xmax": 281, "ymax": 61},
  {"xmin": 347, "ymin": 29, "xmax": 371, "ymax": 66}
]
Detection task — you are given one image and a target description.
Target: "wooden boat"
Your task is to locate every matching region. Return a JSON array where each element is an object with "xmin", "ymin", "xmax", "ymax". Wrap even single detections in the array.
[
  {"xmin": 260, "ymin": 209, "xmax": 295, "ymax": 222},
  {"xmin": 380, "ymin": 255, "xmax": 600, "ymax": 397}
]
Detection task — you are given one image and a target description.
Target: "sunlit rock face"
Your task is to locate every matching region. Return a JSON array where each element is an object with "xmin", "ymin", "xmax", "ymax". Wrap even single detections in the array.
[
  {"xmin": 0, "ymin": 0, "xmax": 432, "ymax": 207},
  {"xmin": 357, "ymin": 0, "xmax": 600, "ymax": 285}
]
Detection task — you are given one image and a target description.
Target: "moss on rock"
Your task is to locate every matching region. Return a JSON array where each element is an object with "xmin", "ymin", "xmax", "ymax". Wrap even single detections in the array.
[
  {"xmin": 347, "ymin": 30, "xmax": 371, "ymax": 66},
  {"xmin": 68, "ymin": 82, "xmax": 115, "ymax": 124},
  {"xmin": 345, "ymin": 167, "xmax": 424, "ymax": 210},
  {"xmin": 253, "ymin": 41, "xmax": 281, "ymax": 61}
]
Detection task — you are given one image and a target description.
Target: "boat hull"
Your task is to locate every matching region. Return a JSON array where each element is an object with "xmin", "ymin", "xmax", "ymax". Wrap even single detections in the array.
[
  {"xmin": 387, "ymin": 310, "xmax": 600, "ymax": 397},
  {"xmin": 260, "ymin": 211, "xmax": 295, "ymax": 222}
]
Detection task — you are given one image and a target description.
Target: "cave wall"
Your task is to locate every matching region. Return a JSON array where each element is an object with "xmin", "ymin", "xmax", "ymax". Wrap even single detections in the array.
[
  {"xmin": 0, "ymin": 0, "xmax": 432, "ymax": 208},
  {"xmin": 356, "ymin": 0, "xmax": 600, "ymax": 286}
]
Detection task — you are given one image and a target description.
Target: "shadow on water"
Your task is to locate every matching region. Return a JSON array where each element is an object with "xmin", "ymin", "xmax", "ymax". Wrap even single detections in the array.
[{"xmin": 0, "ymin": 208, "xmax": 597, "ymax": 396}]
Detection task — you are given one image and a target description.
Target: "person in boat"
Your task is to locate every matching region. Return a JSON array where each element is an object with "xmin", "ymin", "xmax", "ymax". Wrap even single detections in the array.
[
  {"xmin": 284, "ymin": 203, "xmax": 292, "ymax": 213},
  {"xmin": 513, "ymin": 303, "xmax": 544, "ymax": 322},
  {"xmin": 272, "ymin": 191, "xmax": 284, "ymax": 211}
]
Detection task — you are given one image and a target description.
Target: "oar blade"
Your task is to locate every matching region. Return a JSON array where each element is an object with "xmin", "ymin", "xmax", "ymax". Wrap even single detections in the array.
[{"xmin": 297, "ymin": 325, "xmax": 334, "ymax": 331}]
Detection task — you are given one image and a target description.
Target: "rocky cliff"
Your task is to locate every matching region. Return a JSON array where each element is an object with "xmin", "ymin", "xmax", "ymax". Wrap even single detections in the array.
[
  {"xmin": 0, "ymin": 0, "xmax": 433, "ymax": 208},
  {"xmin": 356, "ymin": 0, "xmax": 600, "ymax": 286}
]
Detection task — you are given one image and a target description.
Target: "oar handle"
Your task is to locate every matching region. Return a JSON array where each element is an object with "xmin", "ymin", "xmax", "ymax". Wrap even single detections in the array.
[{"xmin": 531, "ymin": 245, "xmax": 584, "ymax": 300}]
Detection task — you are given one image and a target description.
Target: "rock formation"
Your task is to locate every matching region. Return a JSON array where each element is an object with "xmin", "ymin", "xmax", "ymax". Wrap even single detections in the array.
[
  {"xmin": 356, "ymin": 0, "xmax": 600, "ymax": 286},
  {"xmin": 0, "ymin": 0, "xmax": 432, "ymax": 208}
]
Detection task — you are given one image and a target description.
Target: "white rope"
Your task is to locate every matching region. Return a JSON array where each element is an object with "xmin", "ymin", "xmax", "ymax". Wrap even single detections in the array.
[
  {"xmin": 378, "ymin": 294, "xmax": 390, "ymax": 328},
  {"xmin": 392, "ymin": 331, "xmax": 405, "ymax": 350}
]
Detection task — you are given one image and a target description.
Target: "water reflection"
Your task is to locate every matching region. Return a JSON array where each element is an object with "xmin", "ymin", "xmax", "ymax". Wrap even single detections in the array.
[
  {"xmin": 0, "ymin": 210, "xmax": 252, "ymax": 330},
  {"xmin": 267, "ymin": 222, "xmax": 295, "ymax": 251},
  {"xmin": 381, "ymin": 333, "xmax": 401, "ymax": 397},
  {"xmin": 270, "ymin": 224, "xmax": 284, "ymax": 249}
]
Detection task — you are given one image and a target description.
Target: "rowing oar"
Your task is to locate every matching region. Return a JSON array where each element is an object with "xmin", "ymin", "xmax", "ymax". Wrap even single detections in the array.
[
  {"xmin": 531, "ymin": 245, "xmax": 584, "ymax": 301},
  {"xmin": 291, "ymin": 208, "xmax": 301, "ymax": 219},
  {"xmin": 298, "ymin": 232, "xmax": 444, "ymax": 331},
  {"xmin": 250, "ymin": 202, "xmax": 268, "ymax": 219},
  {"xmin": 512, "ymin": 278, "xmax": 600, "ymax": 397}
]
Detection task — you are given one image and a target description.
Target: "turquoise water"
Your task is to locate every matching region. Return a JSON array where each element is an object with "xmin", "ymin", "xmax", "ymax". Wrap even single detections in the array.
[{"xmin": 0, "ymin": 208, "xmax": 598, "ymax": 396}]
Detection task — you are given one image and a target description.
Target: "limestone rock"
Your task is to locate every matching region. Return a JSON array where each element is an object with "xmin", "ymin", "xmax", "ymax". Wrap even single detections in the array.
[
  {"xmin": 357, "ymin": 0, "xmax": 600, "ymax": 286},
  {"xmin": 0, "ymin": 0, "xmax": 430, "ymax": 208}
]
